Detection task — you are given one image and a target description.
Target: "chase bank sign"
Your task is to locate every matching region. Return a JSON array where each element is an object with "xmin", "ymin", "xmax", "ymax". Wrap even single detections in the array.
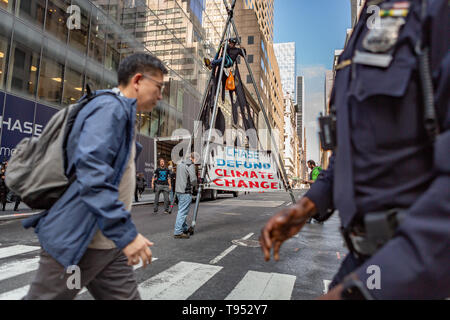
[{"xmin": 0, "ymin": 92, "xmax": 58, "ymax": 159}]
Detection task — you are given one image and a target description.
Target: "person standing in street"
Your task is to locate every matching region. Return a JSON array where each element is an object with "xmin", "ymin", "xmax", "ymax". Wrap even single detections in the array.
[
  {"xmin": 135, "ymin": 173, "xmax": 146, "ymax": 203},
  {"xmin": 174, "ymin": 153, "xmax": 197, "ymax": 239},
  {"xmin": 22, "ymin": 53, "xmax": 168, "ymax": 300},
  {"xmin": 152, "ymin": 159, "xmax": 171, "ymax": 214},
  {"xmin": 0, "ymin": 174, "xmax": 8, "ymax": 212},
  {"xmin": 260, "ymin": 0, "xmax": 449, "ymax": 300},
  {"xmin": 168, "ymin": 162, "xmax": 176, "ymax": 211},
  {"xmin": 304, "ymin": 160, "xmax": 322, "ymax": 185}
]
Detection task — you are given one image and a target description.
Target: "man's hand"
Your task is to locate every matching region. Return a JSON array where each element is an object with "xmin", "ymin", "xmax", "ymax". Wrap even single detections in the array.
[
  {"xmin": 260, "ymin": 197, "xmax": 316, "ymax": 262},
  {"xmin": 123, "ymin": 234, "xmax": 154, "ymax": 269}
]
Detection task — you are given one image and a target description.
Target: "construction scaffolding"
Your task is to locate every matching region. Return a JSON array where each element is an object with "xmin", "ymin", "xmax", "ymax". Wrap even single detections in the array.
[{"xmin": 190, "ymin": 0, "xmax": 297, "ymax": 232}]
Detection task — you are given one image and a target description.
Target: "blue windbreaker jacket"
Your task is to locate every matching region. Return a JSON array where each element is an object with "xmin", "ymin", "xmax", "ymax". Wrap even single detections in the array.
[{"xmin": 23, "ymin": 90, "xmax": 141, "ymax": 269}]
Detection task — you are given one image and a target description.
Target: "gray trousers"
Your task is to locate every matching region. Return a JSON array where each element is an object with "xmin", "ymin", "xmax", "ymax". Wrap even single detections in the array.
[
  {"xmin": 24, "ymin": 248, "xmax": 141, "ymax": 300},
  {"xmin": 154, "ymin": 184, "xmax": 170, "ymax": 212}
]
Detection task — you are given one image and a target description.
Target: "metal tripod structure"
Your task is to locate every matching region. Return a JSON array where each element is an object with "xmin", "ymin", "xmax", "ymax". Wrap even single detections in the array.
[{"xmin": 190, "ymin": 0, "xmax": 297, "ymax": 232}]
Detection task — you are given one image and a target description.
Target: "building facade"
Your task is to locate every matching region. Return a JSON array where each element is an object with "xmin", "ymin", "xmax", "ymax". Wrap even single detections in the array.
[
  {"xmin": 242, "ymin": 0, "xmax": 274, "ymax": 44},
  {"xmin": 0, "ymin": 0, "xmax": 240, "ymax": 182},
  {"xmin": 273, "ymin": 42, "xmax": 296, "ymax": 98},
  {"xmin": 283, "ymin": 92, "xmax": 300, "ymax": 187},
  {"xmin": 296, "ymin": 75, "xmax": 304, "ymax": 146}
]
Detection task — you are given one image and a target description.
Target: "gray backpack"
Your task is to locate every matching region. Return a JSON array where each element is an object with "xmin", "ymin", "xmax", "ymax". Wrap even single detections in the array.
[{"xmin": 5, "ymin": 87, "xmax": 119, "ymax": 210}]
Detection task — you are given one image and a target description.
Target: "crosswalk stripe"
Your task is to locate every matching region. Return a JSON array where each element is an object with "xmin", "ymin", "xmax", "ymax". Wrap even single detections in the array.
[
  {"xmin": 0, "ymin": 285, "xmax": 29, "ymax": 300},
  {"xmin": 1, "ymin": 257, "xmax": 161, "ymax": 300},
  {"xmin": 323, "ymin": 280, "xmax": 332, "ymax": 294},
  {"xmin": 225, "ymin": 271, "xmax": 296, "ymax": 300},
  {"xmin": 138, "ymin": 262, "xmax": 223, "ymax": 300},
  {"xmin": 0, "ymin": 246, "xmax": 40, "ymax": 260},
  {"xmin": 77, "ymin": 257, "xmax": 160, "ymax": 297},
  {"xmin": 0, "ymin": 258, "xmax": 40, "ymax": 282}
]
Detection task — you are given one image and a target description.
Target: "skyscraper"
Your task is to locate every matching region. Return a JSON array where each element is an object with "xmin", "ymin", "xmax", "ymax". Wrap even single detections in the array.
[
  {"xmin": 273, "ymin": 42, "xmax": 296, "ymax": 97},
  {"xmin": 296, "ymin": 76, "xmax": 304, "ymax": 147},
  {"xmin": 242, "ymin": 0, "xmax": 274, "ymax": 44}
]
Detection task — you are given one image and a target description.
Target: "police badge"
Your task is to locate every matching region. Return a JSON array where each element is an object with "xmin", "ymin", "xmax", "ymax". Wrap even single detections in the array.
[{"xmin": 363, "ymin": 17, "xmax": 406, "ymax": 53}]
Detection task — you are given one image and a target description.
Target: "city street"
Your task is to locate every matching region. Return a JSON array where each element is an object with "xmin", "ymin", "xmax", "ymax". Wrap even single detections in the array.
[{"xmin": 0, "ymin": 191, "xmax": 347, "ymax": 300}]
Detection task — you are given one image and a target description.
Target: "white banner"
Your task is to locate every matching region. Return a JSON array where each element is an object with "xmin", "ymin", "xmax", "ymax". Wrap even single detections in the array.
[{"xmin": 204, "ymin": 144, "xmax": 283, "ymax": 192}]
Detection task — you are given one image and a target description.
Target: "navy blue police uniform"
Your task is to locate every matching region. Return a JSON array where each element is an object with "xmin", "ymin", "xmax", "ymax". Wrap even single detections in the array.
[{"xmin": 305, "ymin": 0, "xmax": 449, "ymax": 299}]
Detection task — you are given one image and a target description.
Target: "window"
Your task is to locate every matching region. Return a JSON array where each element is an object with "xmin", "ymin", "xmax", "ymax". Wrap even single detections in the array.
[
  {"xmin": 89, "ymin": 7, "xmax": 107, "ymax": 64},
  {"xmin": 38, "ymin": 37, "xmax": 67, "ymax": 105},
  {"xmin": 16, "ymin": 0, "xmax": 46, "ymax": 29},
  {"xmin": 7, "ymin": 20, "xmax": 42, "ymax": 99},
  {"xmin": 248, "ymin": 54, "xmax": 254, "ymax": 63},
  {"xmin": 105, "ymin": 26, "xmax": 120, "ymax": 71},
  {"xmin": 85, "ymin": 60, "xmax": 104, "ymax": 92},
  {"xmin": 45, "ymin": 0, "xmax": 71, "ymax": 43},
  {"xmin": 248, "ymin": 36, "xmax": 254, "ymax": 45},
  {"xmin": 62, "ymin": 51, "xmax": 85, "ymax": 106},
  {"xmin": 68, "ymin": 0, "xmax": 91, "ymax": 55},
  {"xmin": 247, "ymin": 75, "xmax": 252, "ymax": 84},
  {"xmin": 0, "ymin": 11, "xmax": 13, "ymax": 90}
]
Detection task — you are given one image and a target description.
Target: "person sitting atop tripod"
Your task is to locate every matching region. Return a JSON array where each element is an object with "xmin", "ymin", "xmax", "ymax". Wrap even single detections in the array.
[{"xmin": 204, "ymin": 38, "xmax": 246, "ymax": 70}]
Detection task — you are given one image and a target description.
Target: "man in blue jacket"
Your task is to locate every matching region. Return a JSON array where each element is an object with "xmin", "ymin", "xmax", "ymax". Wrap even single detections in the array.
[
  {"xmin": 23, "ymin": 53, "xmax": 167, "ymax": 300},
  {"xmin": 260, "ymin": 0, "xmax": 449, "ymax": 299}
]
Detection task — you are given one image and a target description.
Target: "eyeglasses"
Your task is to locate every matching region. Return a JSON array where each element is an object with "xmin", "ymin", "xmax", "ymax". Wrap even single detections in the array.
[{"xmin": 142, "ymin": 74, "xmax": 165, "ymax": 93}]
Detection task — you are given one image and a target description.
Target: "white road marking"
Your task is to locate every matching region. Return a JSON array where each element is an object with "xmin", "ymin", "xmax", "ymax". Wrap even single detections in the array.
[
  {"xmin": 242, "ymin": 233, "xmax": 254, "ymax": 240},
  {"xmin": 210, "ymin": 233, "xmax": 254, "ymax": 265},
  {"xmin": 323, "ymin": 280, "xmax": 332, "ymax": 294},
  {"xmin": 138, "ymin": 262, "xmax": 223, "ymax": 300},
  {"xmin": 0, "ymin": 258, "xmax": 40, "ymax": 282},
  {"xmin": 1, "ymin": 257, "xmax": 160, "ymax": 300},
  {"xmin": 226, "ymin": 271, "xmax": 296, "ymax": 300},
  {"xmin": 209, "ymin": 245, "xmax": 238, "ymax": 265},
  {"xmin": 0, "ymin": 285, "xmax": 30, "ymax": 300},
  {"xmin": 0, "ymin": 245, "xmax": 40, "ymax": 260}
]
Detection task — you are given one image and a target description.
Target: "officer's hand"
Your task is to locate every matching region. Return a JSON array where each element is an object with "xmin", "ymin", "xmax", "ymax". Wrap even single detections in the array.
[
  {"xmin": 123, "ymin": 234, "xmax": 154, "ymax": 269},
  {"xmin": 260, "ymin": 197, "xmax": 316, "ymax": 262}
]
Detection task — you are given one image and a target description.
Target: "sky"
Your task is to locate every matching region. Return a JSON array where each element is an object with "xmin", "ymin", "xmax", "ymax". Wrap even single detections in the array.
[{"xmin": 274, "ymin": 0, "xmax": 351, "ymax": 162}]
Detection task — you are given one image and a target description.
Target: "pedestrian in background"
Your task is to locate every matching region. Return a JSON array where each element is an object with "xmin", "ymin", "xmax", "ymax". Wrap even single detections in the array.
[
  {"xmin": 174, "ymin": 153, "xmax": 198, "ymax": 239},
  {"xmin": 152, "ymin": 159, "xmax": 171, "ymax": 214},
  {"xmin": 138, "ymin": 173, "xmax": 147, "ymax": 199},
  {"xmin": 135, "ymin": 173, "xmax": 146, "ymax": 203},
  {"xmin": 168, "ymin": 162, "xmax": 176, "ymax": 209},
  {"xmin": 22, "ymin": 53, "xmax": 166, "ymax": 300},
  {"xmin": 0, "ymin": 174, "xmax": 8, "ymax": 212}
]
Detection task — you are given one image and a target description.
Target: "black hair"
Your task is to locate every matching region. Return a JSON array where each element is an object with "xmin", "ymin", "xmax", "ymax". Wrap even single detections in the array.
[
  {"xmin": 307, "ymin": 160, "xmax": 316, "ymax": 166},
  {"xmin": 118, "ymin": 53, "xmax": 168, "ymax": 86}
]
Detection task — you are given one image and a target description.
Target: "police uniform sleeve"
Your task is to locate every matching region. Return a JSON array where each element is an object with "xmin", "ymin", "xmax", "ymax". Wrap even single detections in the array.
[
  {"xmin": 304, "ymin": 155, "xmax": 335, "ymax": 221},
  {"xmin": 353, "ymin": 0, "xmax": 450, "ymax": 299}
]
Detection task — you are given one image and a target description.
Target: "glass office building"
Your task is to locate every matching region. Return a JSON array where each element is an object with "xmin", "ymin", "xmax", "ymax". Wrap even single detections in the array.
[{"xmin": 0, "ymin": 0, "xmax": 235, "ymax": 179}]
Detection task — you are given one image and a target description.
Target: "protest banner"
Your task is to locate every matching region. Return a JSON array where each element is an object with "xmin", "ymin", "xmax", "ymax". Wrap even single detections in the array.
[{"xmin": 204, "ymin": 144, "xmax": 283, "ymax": 192}]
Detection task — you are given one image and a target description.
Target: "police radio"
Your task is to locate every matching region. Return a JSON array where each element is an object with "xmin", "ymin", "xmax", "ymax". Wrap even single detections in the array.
[{"xmin": 318, "ymin": 108, "xmax": 337, "ymax": 151}]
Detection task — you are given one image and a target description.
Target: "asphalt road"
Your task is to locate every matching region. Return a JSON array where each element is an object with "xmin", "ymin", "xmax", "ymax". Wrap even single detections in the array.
[{"xmin": 0, "ymin": 191, "xmax": 348, "ymax": 300}]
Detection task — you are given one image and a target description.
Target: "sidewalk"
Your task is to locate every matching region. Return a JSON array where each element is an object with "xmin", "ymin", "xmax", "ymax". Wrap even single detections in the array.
[{"xmin": 0, "ymin": 192, "xmax": 161, "ymax": 222}]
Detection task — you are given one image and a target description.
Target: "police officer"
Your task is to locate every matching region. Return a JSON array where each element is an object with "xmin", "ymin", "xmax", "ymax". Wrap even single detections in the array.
[{"xmin": 260, "ymin": 0, "xmax": 449, "ymax": 300}]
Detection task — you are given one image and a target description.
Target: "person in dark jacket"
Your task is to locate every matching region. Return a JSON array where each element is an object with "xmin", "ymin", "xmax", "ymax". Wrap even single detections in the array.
[
  {"xmin": 135, "ymin": 173, "xmax": 147, "ymax": 202},
  {"xmin": 0, "ymin": 174, "xmax": 8, "ymax": 211},
  {"xmin": 204, "ymin": 38, "xmax": 246, "ymax": 69}
]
